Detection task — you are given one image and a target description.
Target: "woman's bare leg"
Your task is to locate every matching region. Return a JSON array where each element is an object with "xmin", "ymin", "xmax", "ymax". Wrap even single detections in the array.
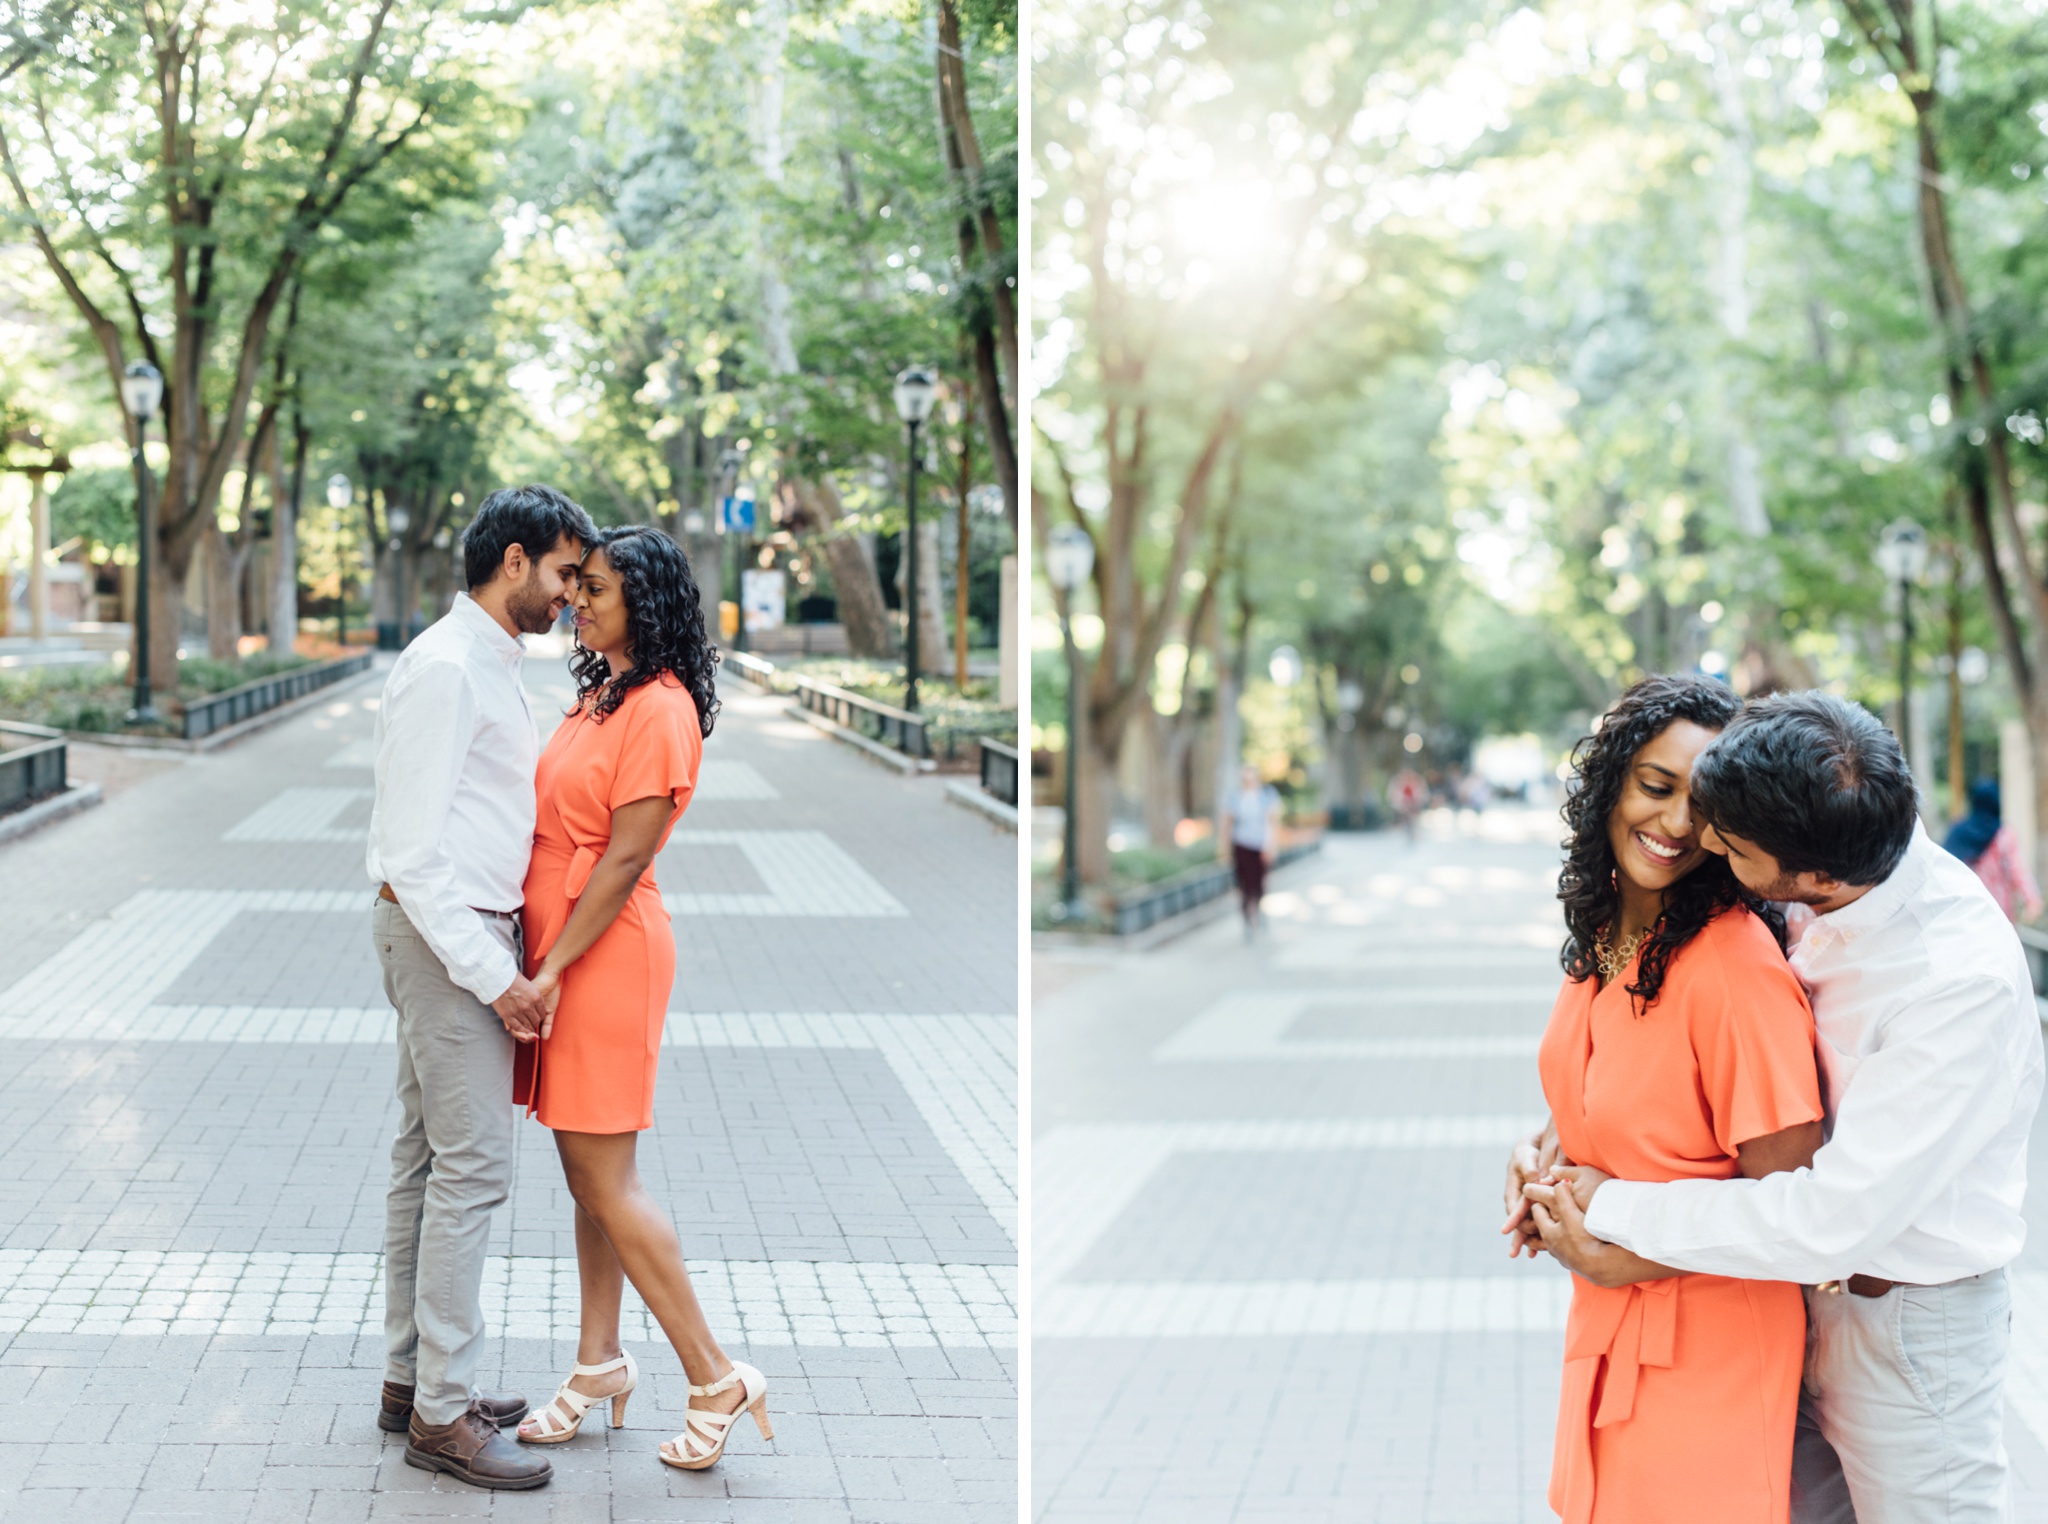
[
  {"xmin": 551, "ymin": 1130, "xmax": 747, "ymax": 1445},
  {"xmin": 517, "ymin": 1171, "xmax": 635, "ymax": 1437},
  {"xmin": 573, "ymin": 1199, "xmax": 626, "ymax": 1364}
]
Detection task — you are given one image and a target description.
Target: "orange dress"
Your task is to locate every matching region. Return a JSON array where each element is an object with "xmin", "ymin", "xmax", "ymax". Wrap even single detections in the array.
[
  {"xmin": 1537, "ymin": 906, "xmax": 1823, "ymax": 1524},
  {"xmin": 514, "ymin": 675, "xmax": 702, "ymax": 1132}
]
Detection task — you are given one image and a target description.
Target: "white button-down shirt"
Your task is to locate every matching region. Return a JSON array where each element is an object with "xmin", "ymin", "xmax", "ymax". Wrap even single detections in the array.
[
  {"xmin": 366, "ymin": 593, "xmax": 539, "ymax": 1004},
  {"xmin": 1585, "ymin": 827, "xmax": 2045, "ymax": 1285}
]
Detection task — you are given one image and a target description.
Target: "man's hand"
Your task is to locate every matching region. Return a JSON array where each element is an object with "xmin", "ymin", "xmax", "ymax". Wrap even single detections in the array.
[
  {"xmin": 531, "ymin": 967, "xmax": 564, "ymax": 1041},
  {"xmin": 491, "ymin": 974, "xmax": 547, "ymax": 1042},
  {"xmin": 1524, "ymin": 1172, "xmax": 1679, "ymax": 1288},
  {"xmin": 1502, "ymin": 1121, "xmax": 1560, "ymax": 1258}
]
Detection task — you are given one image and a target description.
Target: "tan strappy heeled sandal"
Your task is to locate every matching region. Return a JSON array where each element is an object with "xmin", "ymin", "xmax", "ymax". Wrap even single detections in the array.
[
  {"xmin": 517, "ymin": 1350, "xmax": 638, "ymax": 1444},
  {"xmin": 657, "ymin": 1361, "xmax": 771, "ymax": 1470}
]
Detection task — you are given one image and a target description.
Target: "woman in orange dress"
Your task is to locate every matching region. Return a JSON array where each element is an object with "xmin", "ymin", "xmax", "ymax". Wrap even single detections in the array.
[
  {"xmin": 1505, "ymin": 674, "xmax": 1825, "ymax": 1524},
  {"xmin": 508, "ymin": 526, "xmax": 771, "ymax": 1472}
]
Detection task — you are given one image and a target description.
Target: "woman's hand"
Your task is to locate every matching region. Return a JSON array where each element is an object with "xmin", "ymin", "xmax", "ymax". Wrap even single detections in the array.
[
  {"xmin": 1541, "ymin": 1162, "xmax": 1612, "ymax": 1212},
  {"xmin": 1501, "ymin": 1119, "xmax": 1560, "ymax": 1258},
  {"xmin": 531, "ymin": 966, "xmax": 564, "ymax": 1040},
  {"xmin": 1524, "ymin": 1171, "xmax": 1681, "ymax": 1288}
]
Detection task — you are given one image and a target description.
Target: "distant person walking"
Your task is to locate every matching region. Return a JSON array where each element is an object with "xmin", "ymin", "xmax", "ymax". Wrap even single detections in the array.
[
  {"xmin": 1388, "ymin": 765, "xmax": 1428, "ymax": 843},
  {"xmin": 1945, "ymin": 778, "xmax": 2042, "ymax": 923},
  {"xmin": 1224, "ymin": 764, "xmax": 1282, "ymax": 939}
]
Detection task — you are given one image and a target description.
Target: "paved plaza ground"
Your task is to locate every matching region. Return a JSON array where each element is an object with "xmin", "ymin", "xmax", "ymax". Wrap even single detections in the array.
[
  {"xmin": 1032, "ymin": 810, "xmax": 2048, "ymax": 1522},
  {"xmin": 0, "ymin": 648, "xmax": 1017, "ymax": 1522}
]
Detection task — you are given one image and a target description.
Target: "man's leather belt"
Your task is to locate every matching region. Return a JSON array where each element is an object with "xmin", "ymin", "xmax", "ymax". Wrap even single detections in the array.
[
  {"xmin": 377, "ymin": 883, "xmax": 518, "ymax": 920},
  {"xmin": 1814, "ymin": 1274, "xmax": 1913, "ymax": 1298}
]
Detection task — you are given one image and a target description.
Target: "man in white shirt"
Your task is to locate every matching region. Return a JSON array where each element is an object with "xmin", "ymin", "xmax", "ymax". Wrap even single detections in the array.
[
  {"xmin": 1519, "ymin": 691, "xmax": 2045, "ymax": 1522},
  {"xmin": 368, "ymin": 484, "xmax": 595, "ymax": 1490}
]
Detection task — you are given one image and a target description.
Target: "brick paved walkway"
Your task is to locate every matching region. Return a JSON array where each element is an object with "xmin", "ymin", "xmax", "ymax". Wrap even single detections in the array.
[
  {"xmin": 1032, "ymin": 811, "xmax": 2048, "ymax": 1523},
  {"xmin": 0, "ymin": 649, "xmax": 1015, "ymax": 1523}
]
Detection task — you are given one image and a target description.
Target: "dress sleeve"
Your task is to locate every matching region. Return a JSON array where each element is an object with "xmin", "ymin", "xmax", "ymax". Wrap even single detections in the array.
[
  {"xmin": 608, "ymin": 680, "xmax": 703, "ymax": 814},
  {"xmin": 1691, "ymin": 914, "xmax": 1824, "ymax": 1156}
]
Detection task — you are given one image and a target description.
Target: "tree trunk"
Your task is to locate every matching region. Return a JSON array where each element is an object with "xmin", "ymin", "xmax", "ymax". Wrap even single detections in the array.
[
  {"xmin": 899, "ymin": 517, "xmax": 946, "ymax": 678},
  {"xmin": 269, "ymin": 415, "xmax": 305, "ymax": 653},
  {"xmin": 147, "ymin": 552, "xmax": 183, "ymax": 700},
  {"xmin": 370, "ymin": 542, "xmax": 400, "ymax": 640},
  {"xmin": 936, "ymin": 0, "xmax": 1019, "ymax": 534},
  {"xmin": 783, "ymin": 477, "xmax": 894, "ymax": 658},
  {"xmin": 1075, "ymin": 721, "xmax": 1116, "ymax": 886}
]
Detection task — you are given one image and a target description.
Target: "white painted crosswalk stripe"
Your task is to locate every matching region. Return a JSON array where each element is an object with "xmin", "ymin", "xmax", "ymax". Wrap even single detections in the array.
[
  {"xmin": 1037, "ymin": 1275, "xmax": 1570, "ymax": 1339},
  {"xmin": 0, "ymin": 1248, "xmax": 1014, "ymax": 1347}
]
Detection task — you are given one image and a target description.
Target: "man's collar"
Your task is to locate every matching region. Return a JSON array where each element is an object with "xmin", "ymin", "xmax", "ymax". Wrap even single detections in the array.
[{"xmin": 452, "ymin": 591, "xmax": 525, "ymax": 666}]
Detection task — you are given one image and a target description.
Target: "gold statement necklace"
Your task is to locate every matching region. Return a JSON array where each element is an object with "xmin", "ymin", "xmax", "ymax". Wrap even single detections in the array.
[{"xmin": 1595, "ymin": 926, "xmax": 1652, "ymax": 985}]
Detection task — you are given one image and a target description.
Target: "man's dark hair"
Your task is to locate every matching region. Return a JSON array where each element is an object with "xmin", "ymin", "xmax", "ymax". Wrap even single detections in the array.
[
  {"xmin": 1689, "ymin": 690, "xmax": 1918, "ymax": 887},
  {"xmin": 462, "ymin": 485, "xmax": 598, "ymax": 590}
]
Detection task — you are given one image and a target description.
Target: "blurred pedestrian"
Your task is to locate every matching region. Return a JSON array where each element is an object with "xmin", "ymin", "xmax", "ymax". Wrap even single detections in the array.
[
  {"xmin": 1388, "ymin": 765, "xmax": 1427, "ymax": 843},
  {"xmin": 1223, "ymin": 764, "xmax": 1282, "ymax": 940},
  {"xmin": 1944, "ymin": 778, "xmax": 2042, "ymax": 923}
]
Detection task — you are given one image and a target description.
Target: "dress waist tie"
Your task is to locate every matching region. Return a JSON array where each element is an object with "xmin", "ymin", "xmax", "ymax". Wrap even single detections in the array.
[{"xmin": 1553, "ymin": 1277, "xmax": 1681, "ymax": 1524}]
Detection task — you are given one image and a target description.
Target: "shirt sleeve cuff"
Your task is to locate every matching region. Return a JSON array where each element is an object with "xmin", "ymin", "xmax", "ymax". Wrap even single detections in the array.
[
  {"xmin": 461, "ymin": 946, "xmax": 521, "ymax": 1007},
  {"xmin": 1584, "ymin": 1178, "xmax": 1649, "ymax": 1251}
]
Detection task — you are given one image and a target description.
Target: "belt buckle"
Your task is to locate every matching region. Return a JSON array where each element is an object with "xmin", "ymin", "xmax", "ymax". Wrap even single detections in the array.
[{"xmin": 1813, "ymin": 1280, "xmax": 1843, "ymax": 1295}]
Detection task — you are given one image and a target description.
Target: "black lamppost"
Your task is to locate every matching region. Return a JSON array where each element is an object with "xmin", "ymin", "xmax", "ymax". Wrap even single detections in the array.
[
  {"xmin": 1046, "ymin": 521, "xmax": 1095, "ymax": 919},
  {"xmin": 327, "ymin": 474, "xmax": 353, "ymax": 647},
  {"xmin": 1876, "ymin": 519, "xmax": 1929, "ymax": 748},
  {"xmin": 893, "ymin": 365, "xmax": 937, "ymax": 711},
  {"xmin": 120, "ymin": 361, "xmax": 163, "ymax": 723}
]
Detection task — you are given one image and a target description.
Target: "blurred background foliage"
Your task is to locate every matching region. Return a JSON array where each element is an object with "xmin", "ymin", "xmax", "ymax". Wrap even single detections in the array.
[{"xmin": 1033, "ymin": 0, "xmax": 2048, "ymax": 890}]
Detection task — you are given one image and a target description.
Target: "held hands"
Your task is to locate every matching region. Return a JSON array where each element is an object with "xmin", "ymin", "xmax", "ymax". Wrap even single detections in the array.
[
  {"xmin": 530, "ymin": 966, "xmax": 565, "ymax": 1041},
  {"xmin": 1521, "ymin": 1165, "xmax": 1677, "ymax": 1289},
  {"xmin": 491, "ymin": 974, "xmax": 548, "ymax": 1043},
  {"xmin": 1500, "ymin": 1124, "xmax": 1561, "ymax": 1259}
]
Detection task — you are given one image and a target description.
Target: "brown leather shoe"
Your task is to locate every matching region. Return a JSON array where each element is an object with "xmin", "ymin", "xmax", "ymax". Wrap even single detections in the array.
[
  {"xmin": 380, "ymin": 1381, "xmax": 529, "ymax": 1433},
  {"xmin": 405, "ymin": 1406, "xmax": 553, "ymax": 1490}
]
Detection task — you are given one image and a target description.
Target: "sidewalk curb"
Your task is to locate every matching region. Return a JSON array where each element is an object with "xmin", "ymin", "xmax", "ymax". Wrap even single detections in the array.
[
  {"xmin": 782, "ymin": 701, "xmax": 935, "ymax": 776},
  {"xmin": 0, "ymin": 781, "xmax": 103, "ymax": 845},
  {"xmin": 944, "ymin": 779, "xmax": 1018, "ymax": 832}
]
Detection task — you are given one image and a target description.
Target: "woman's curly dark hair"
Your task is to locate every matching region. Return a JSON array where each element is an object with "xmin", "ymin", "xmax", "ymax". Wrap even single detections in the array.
[
  {"xmin": 568, "ymin": 525, "xmax": 720, "ymax": 738},
  {"xmin": 1559, "ymin": 673, "xmax": 1784, "ymax": 1009}
]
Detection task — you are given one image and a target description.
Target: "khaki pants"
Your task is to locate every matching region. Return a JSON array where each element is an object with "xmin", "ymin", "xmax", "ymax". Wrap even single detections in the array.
[
  {"xmin": 1792, "ymin": 1269, "xmax": 2013, "ymax": 1524},
  {"xmin": 374, "ymin": 897, "xmax": 518, "ymax": 1426}
]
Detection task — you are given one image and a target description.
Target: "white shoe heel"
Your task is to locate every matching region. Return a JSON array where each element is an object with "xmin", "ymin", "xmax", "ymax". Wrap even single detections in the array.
[{"xmin": 658, "ymin": 1361, "xmax": 770, "ymax": 1469}]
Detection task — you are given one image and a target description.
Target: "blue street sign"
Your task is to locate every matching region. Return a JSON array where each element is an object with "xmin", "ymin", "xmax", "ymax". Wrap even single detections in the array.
[{"xmin": 720, "ymin": 492, "xmax": 756, "ymax": 534}]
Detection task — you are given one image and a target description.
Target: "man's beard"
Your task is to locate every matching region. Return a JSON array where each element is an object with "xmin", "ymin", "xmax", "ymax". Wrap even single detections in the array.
[
  {"xmin": 1753, "ymin": 874, "xmax": 1829, "ymax": 906},
  {"xmin": 505, "ymin": 567, "xmax": 559, "ymax": 635}
]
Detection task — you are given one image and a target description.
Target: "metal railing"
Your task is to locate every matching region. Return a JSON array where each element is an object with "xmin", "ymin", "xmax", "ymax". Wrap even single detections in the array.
[
  {"xmin": 722, "ymin": 650, "xmax": 778, "ymax": 686},
  {"xmin": 789, "ymin": 674, "xmax": 930, "ymax": 759},
  {"xmin": 978, "ymin": 737, "xmax": 1019, "ymax": 807},
  {"xmin": 0, "ymin": 721, "xmax": 66, "ymax": 815},
  {"xmin": 181, "ymin": 652, "xmax": 375, "ymax": 740},
  {"xmin": 1111, "ymin": 837, "xmax": 1323, "ymax": 937}
]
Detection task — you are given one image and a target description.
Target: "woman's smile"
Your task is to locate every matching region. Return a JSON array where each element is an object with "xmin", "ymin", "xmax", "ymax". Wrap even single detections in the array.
[{"xmin": 1633, "ymin": 828, "xmax": 1685, "ymax": 865}]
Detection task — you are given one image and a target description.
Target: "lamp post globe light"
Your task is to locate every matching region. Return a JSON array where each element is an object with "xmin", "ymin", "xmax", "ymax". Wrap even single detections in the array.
[
  {"xmin": 120, "ymin": 361, "xmax": 163, "ymax": 723},
  {"xmin": 1876, "ymin": 519, "xmax": 1929, "ymax": 748},
  {"xmin": 1046, "ymin": 521, "xmax": 1095, "ymax": 921},
  {"xmin": 893, "ymin": 365, "xmax": 938, "ymax": 713},
  {"xmin": 327, "ymin": 474, "xmax": 352, "ymax": 648}
]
